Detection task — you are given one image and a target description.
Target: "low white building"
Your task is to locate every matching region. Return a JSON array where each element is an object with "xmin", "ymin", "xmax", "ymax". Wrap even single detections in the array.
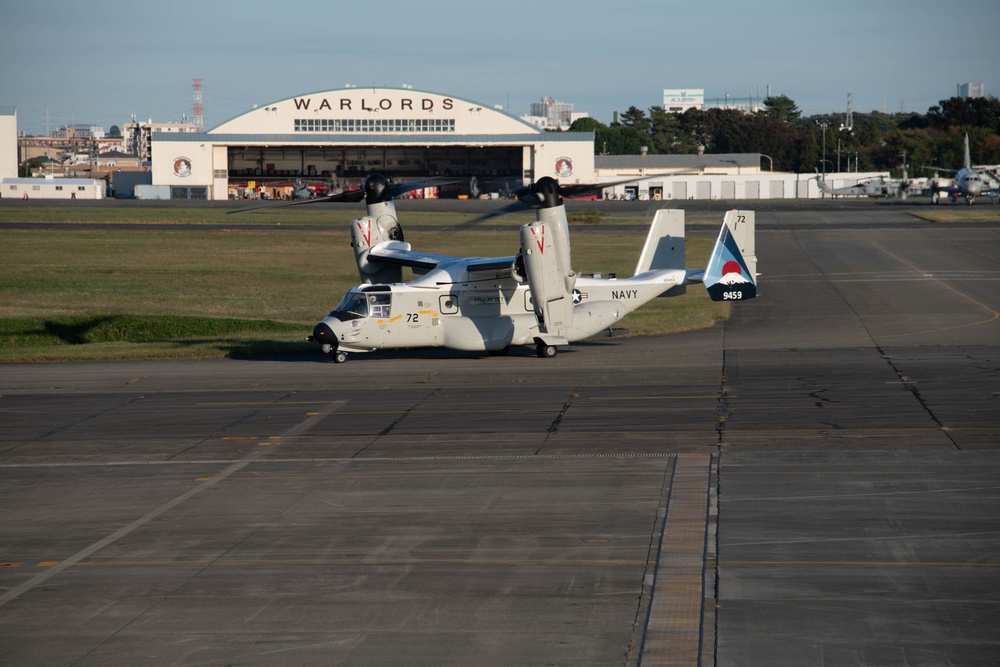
[
  {"xmin": 596, "ymin": 172, "xmax": 865, "ymax": 201},
  {"xmin": 2, "ymin": 176, "xmax": 105, "ymax": 199},
  {"xmin": 595, "ymin": 153, "xmax": 890, "ymax": 200}
]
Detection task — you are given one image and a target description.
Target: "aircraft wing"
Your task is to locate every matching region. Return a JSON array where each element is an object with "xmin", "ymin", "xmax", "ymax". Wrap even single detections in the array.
[
  {"xmin": 368, "ymin": 241, "xmax": 516, "ymax": 273},
  {"xmin": 466, "ymin": 256, "xmax": 517, "ymax": 273},
  {"xmin": 367, "ymin": 241, "xmax": 460, "ymax": 271}
]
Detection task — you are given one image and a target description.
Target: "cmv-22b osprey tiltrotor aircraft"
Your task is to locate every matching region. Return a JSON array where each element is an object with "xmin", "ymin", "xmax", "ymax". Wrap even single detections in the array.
[{"xmin": 240, "ymin": 174, "xmax": 758, "ymax": 362}]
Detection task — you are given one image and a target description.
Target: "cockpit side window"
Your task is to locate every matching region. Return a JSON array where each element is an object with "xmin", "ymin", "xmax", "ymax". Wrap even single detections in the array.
[{"xmin": 368, "ymin": 293, "xmax": 391, "ymax": 318}]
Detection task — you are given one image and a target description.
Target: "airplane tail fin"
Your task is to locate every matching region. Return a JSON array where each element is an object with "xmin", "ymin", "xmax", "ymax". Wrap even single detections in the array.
[
  {"xmin": 963, "ymin": 133, "xmax": 972, "ymax": 171},
  {"xmin": 634, "ymin": 209, "xmax": 686, "ymax": 274},
  {"xmin": 814, "ymin": 169, "xmax": 833, "ymax": 194},
  {"xmin": 703, "ymin": 210, "xmax": 757, "ymax": 301}
]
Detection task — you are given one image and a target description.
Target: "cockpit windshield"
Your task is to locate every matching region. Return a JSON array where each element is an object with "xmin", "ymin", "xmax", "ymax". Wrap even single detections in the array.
[
  {"xmin": 330, "ymin": 292, "xmax": 369, "ymax": 320},
  {"xmin": 329, "ymin": 290, "xmax": 391, "ymax": 321}
]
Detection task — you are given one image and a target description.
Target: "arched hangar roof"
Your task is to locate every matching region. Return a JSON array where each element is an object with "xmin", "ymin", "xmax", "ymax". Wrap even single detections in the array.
[{"xmin": 199, "ymin": 86, "xmax": 555, "ymax": 141}]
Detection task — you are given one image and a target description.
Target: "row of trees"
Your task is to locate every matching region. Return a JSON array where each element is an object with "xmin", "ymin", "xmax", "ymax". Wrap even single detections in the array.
[{"xmin": 565, "ymin": 95, "xmax": 1000, "ymax": 176}]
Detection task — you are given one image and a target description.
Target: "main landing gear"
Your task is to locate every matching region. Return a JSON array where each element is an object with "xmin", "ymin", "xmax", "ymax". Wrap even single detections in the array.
[{"xmin": 536, "ymin": 342, "xmax": 558, "ymax": 358}]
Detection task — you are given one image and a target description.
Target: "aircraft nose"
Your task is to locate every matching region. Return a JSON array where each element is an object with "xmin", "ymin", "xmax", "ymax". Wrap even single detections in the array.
[{"xmin": 312, "ymin": 320, "xmax": 336, "ymax": 345}]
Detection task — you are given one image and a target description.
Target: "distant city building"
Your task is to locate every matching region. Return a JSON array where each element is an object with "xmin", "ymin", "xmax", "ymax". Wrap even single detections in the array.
[
  {"xmin": 663, "ymin": 89, "xmax": 704, "ymax": 113},
  {"xmin": 703, "ymin": 95, "xmax": 764, "ymax": 114},
  {"xmin": 51, "ymin": 124, "xmax": 106, "ymax": 140},
  {"xmin": 521, "ymin": 97, "xmax": 587, "ymax": 130},
  {"xmin": 18, "ymin": 134, "xmax": 126, "ymax": 167},
  {"xmin": 958, "ymin": 82, "xmax": 985, "ymax": 99},
  {"xmin": 663, "ymin": 89, "xmax": 764, "ymax": 114},
  {"xmin": 123, "ymin": 119, "xmax": 198, "ymax": 161}
]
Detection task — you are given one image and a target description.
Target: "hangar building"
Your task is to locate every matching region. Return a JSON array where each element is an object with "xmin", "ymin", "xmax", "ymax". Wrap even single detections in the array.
[{"xmin": 151, "ymin": 87, "xmax": 595, "ymax": 200}]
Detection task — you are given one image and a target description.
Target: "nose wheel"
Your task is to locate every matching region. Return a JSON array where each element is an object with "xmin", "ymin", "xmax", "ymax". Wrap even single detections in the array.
[{"xmin": 332, "ymin": 350, "xmax": 348, "ymax": 364}]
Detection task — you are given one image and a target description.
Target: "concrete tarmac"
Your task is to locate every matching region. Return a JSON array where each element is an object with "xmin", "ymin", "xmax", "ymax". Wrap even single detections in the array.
[{"xmin": 0, "ymin": 206, "xmax": 998, "ymax": 665}]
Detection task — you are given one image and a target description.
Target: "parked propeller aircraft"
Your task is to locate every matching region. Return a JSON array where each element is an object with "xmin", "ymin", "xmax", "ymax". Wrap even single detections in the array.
[
  {"xmin": 234, "ymin": 174, "xmax": 758, "ymax": 362},
  {"xmin": 924, "ymin": 133, "xmax": 1000, "ymax": 205}
]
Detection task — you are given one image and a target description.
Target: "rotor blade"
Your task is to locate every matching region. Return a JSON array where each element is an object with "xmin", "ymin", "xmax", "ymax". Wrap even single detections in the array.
[
  {"xmin": 325, "ymin": 188, "xmax": 368, "ymax": 203},
  {"xmin": 461, "ymin": 175, "xmax": 657, "ymax": 224},
  {"xmin": 228, "ymin": 175, "xmax": 462, "ymax": 214},
  {"xmin": 463, "ymin": 200, "xmax": 535, "ymax": 225},
  {"xmin": 227, "ymin": 193, "xmax": 342, "ymax": 215},
  {"xmin": 383, "ymin": 176, "xmax": 466, "ymax": 199},
  {"xmin": 557, "ymin": 176, "xmax": 649, "ymax": 199}
]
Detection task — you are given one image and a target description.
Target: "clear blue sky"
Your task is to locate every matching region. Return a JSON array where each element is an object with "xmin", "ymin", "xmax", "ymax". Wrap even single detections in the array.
[{"xmin": 3, "ymin": 0, "xmax": 998, "ymax": 136}]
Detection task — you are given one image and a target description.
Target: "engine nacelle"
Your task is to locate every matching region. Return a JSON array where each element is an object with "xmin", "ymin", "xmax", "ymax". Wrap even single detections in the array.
[
  {"xmin": 350, "ymin": 208, "xmax": 405, "ymax": 284},
  {"xmin": 520, "ymin": 217, "xmax": 574, "ymax": 337},
  {"xmin": 537, "ymin": 204, "xmax": 576, "ymax": 295}
]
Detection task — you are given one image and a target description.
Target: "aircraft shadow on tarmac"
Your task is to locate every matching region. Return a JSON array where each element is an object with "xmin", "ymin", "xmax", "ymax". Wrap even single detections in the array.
[{"xmin": 228, "ymin": 336, "xmax": 620, "ymax": 363}]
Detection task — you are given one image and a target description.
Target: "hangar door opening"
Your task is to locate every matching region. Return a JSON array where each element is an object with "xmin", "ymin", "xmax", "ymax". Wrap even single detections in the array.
[{"xmin": 226, "ymin": 145, "xmax": 524, "ymax": 198}]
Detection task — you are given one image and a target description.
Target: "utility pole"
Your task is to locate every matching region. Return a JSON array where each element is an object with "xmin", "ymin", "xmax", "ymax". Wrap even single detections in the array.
[{"xmin": 818, "ymin": 121, "xmax": 829, "ymax": 198}]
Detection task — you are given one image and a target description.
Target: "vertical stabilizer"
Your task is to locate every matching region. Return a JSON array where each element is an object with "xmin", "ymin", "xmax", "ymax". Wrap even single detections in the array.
[
  {"xmin": 963, "ymin": 133, "xmax": 972, "ymax": 171},
  {"xmin": 634, "ymin": 209, "xmax": 686, "ymax": 274},
  {"xmin": 704, "ymin": 210, "xmax": 757, "ymax": 301}
]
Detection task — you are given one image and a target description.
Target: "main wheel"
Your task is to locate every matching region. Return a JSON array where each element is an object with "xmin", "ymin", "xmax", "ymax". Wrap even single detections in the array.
[
  {"xmin": 333, "ymin": 350, "xmax": 348, "ymax": 364},
  {"xmin": 536, "ymin": 343, "xmax": 557, "ymax": 358}
]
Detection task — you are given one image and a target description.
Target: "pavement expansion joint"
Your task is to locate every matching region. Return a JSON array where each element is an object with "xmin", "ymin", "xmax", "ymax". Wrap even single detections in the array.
[{"xmin": 639, "ymin": 452, "xmax": 712, "ymax": 666}]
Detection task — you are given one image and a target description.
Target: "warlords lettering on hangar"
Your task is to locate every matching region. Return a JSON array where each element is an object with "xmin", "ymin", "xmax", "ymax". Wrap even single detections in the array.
[{"xmin": 292, "ymin": 97, "xmax": 454, "ymax": 112}]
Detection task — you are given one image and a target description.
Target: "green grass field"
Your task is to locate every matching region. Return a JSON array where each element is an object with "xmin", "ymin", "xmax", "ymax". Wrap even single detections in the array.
[
  {"xmin": 907, "ymin": 206, "xmax": 1000, "ymax": 223},
  {"xmin": 0, "ymin": 208, "xmax": 728, "ymax": 361}
]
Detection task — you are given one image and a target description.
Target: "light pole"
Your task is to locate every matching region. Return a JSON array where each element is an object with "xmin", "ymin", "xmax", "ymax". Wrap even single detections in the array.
[
  {"xmin": 760, "ymin": 154, "xmax": 773, "ymax": 172},
  {"xmin": 817, "ymin": 121, "xmax": 829, "ymax": 198}
]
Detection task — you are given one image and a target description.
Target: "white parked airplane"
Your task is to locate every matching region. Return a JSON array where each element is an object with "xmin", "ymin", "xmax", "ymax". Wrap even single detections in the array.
[
  {"xmin": 925, "ymin": 133, "xmax": 1000, "ymax": 205},
  {"xmin": 288, "ymin": 175, "xmax": 758, "ymax": 362}
]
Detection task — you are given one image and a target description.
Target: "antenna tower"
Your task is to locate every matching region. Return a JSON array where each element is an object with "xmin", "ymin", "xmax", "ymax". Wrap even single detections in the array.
[
  {"xmin": 845, "ymin": 92, "xmax": 854, "ymax": 131},
  {"xmin": 192, "ymin": 78, "xmax": 204, "ymax": 130}
]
